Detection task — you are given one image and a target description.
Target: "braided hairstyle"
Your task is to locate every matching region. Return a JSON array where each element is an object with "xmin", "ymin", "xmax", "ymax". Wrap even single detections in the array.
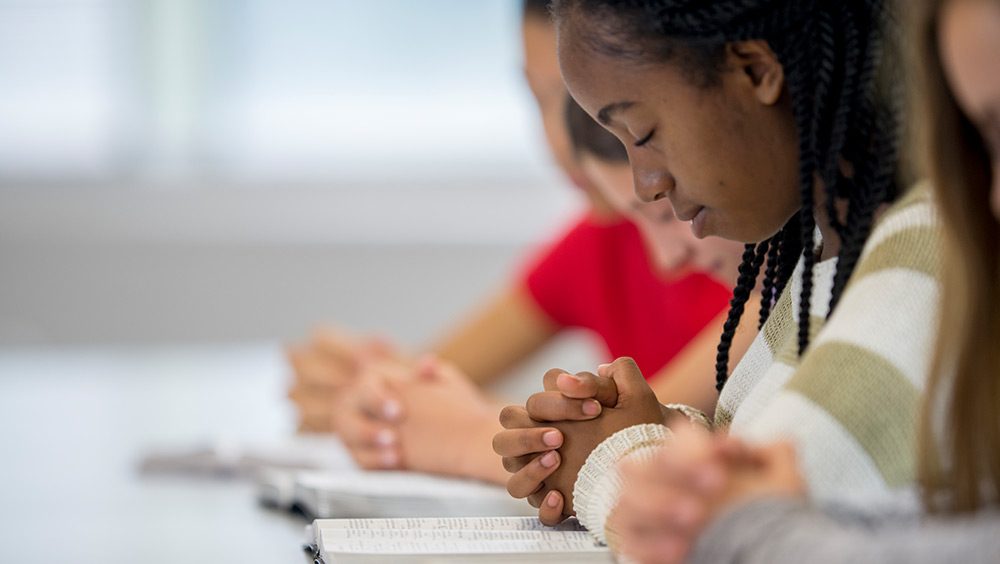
[{"xmin": 552, "ymin": 0, "xmax": 902, "ymax": 391}]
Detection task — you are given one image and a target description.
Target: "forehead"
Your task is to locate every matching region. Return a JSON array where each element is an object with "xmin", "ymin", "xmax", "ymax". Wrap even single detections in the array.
[
  {"xmin": 556, "ymin": 20, "xmax": 697, "ymax": 120},
  {"xmin": 557, "ymin": 23, "xmax": 633, "ymax": 100}
]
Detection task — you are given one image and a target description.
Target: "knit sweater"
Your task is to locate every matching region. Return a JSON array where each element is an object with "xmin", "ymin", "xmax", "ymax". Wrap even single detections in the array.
[{"xmin": 572, "ymin": 186, "xmax": 942, "ymax": 544}]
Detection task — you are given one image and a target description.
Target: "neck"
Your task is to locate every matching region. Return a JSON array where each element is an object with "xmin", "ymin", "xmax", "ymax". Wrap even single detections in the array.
[
  {"xmin": 813, "ymin": 178, "xmax": 844, "ymax": 262},
  {"xmin": 816, "ymin": 213, "xmax": 842, "ymax": 261}
]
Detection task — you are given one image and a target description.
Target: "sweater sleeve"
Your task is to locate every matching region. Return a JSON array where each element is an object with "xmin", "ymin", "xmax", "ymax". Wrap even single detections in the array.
[
  {"xmin": 572, "ymin": 423, "xmax": 671, "ymax": 545},
  {"xmin": 573, "ymin": 404, "xmax": 713, "ymax": 543},
  {"xmin": 689, "ymin": 498, "xmax": 1000, "ymax": 564}
]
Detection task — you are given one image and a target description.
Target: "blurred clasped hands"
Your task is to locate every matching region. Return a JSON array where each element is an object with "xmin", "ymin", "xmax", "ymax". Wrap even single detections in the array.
[{"xmin": 286, "ymin": 327, "xmax": 502, "ymax": 479}]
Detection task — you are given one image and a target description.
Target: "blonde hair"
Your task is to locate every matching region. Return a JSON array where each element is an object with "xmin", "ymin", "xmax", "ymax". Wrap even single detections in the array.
[{"xmin": 912, "ymin": 0, "xmax": 1000, "ymax": 513}]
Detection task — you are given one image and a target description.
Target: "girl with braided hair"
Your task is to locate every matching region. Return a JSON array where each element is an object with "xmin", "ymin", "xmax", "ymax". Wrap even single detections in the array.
[
  {"xmin": 564, "ymin": 94, "xmax": 754, "ymax": 417},
  {"xmin": 493, "ymin": 0, "xmax": 943, "ymax": 543},
  {"xmin": 604, "ymin": 1, "xmax": 1000, "ymax": 562}
]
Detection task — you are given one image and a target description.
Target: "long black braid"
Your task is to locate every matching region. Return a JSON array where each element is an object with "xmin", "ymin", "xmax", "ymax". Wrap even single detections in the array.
[
  {"xmin": 552, "ymin": 0, "xmax": 902, "ymax": 390},
  {"xmin": 714, "ymin": 240, "xmax": 769, "ymax": 392}
]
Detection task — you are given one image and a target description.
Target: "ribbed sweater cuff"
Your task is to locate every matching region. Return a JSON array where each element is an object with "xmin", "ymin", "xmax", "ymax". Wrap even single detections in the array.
[{"xmin": 572, "ymin": 423, "xmax": 671, "ymax": 545}]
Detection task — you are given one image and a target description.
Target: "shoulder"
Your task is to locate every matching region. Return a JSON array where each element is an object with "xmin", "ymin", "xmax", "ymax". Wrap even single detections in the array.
[{"xmin": 851, "ymin": 182, "xmax": 941, "ymax": 283}]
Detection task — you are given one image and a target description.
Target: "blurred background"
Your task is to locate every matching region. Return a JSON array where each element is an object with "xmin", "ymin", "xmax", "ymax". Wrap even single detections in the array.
[
  {"xmin": 0, "ymin": 0, "xmax": 585, "ymax": 345},
  {"xmin": 0, "ymin": 1, "xmax": 599, "ymax": 562}
]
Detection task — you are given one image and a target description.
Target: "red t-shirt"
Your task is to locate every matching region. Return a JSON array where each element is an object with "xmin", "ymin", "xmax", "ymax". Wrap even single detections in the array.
[{"xmin": 521, "ymin": 213, "xmax": 732, "ymax": 378}]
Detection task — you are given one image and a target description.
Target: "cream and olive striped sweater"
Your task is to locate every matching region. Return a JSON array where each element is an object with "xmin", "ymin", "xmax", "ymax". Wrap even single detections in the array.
[{"xmin": 572, "ymin": 186, "xmax": 941, "ymax": 544}]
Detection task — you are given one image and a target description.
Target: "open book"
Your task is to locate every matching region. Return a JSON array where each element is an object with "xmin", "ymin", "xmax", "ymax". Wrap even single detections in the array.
[
  {"xmin": 264, "ymin": 469, "xmax": 535, "ymax": 519},
  {"xmin": 139, "ymin": 433, "xmax": 354, "ymax": 478},
  {"xmin": 304, "ymin": 516, "xmax": 612, "ymax": 563}
]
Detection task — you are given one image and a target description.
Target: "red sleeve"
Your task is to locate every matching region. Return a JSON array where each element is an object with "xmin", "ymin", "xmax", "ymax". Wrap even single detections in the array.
[
  {"xmin": 518, "ymin": 213, "xmax": 617, "ymax": 329},
  {"xmin": 518, "ymin": 213, "xmax": 732, "ymax": 377}
]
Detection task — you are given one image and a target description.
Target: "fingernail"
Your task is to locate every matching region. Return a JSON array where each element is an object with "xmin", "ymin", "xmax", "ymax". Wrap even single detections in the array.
[
  {"xmin": 545, "ymin": 491, "xmax": 560, "ymax": 508},
  {"xmin": 380, "ymin": 450, "xmax": 399, "ymax": 467},
  {"xmin": 582, "ymin": 400, "xmax": 601, "ymax": 416},
  {"xmin": 375, "ymin": 429, "xmax": 397, "ymax": 447},
  {"xmin": 542, "ymin": 430, "xmax": 562, "ymax": 447},
  {"xmin": 597, "ymin": 363, "xmax": 611, "ymax": 371},
  {"xmin": 383, "ymin": 399, "xmax": 401, "ymax": 421},
  {"xmin": 540, "ymin": 451, "xmax": 558, "ymax": 468}
]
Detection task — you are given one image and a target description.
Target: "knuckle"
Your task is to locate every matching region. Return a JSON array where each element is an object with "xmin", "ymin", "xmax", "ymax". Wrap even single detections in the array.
[
  {"xmin": 506, "ymin": 479, "xmax": 524, "ymax": 498},
  {"xmin": 525, "ymin": 393, "xmax": 558, "ymax": 419},
  {"xmin": 524, "ymin": 393, "xmax": 542, "ymax": 414},
  {"xmin": 501, "ymin": 457, "xmax": 519, "ymax": 473},
  {"xmin": 542, "ymin": 368, "xmax": 566, "ymax": 389},
  {"xmin": 616, "ymin": 356, "xmax": 638, "ymax": 370},
  {"xmin": 498, "ymin": 405, "xmax": 521, "ymax": 428},
  {"xmin": 517, "ymin": 430, "xmax": 539, "ymax": 452}
]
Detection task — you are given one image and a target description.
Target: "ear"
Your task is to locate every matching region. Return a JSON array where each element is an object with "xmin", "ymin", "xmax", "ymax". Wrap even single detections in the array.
[{"xmin": 728, "ymin": 40, "xmax": 784, "ymax": 106}]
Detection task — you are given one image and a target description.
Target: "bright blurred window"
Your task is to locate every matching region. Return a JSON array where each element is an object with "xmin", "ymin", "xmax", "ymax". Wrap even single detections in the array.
[
  {"xmin": 0, "ymin": 0, "xmax": 119, "ymax": 178},
  {"xmin": 0, "ymin": 0, "xmax": 542, "ymax": 184}
]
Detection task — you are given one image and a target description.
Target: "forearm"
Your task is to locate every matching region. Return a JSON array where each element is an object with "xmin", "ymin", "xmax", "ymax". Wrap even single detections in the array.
[
  {"xmin": 457, "ymin": 404, "xmax": 509, "ymax": 485},
  {"xmin": 429, "ymin": 285, "xmax": 558, "ymax": 386},
  {"xmin": 690, "ymin": 498, "xmax": 1000, "ymax": 564}
]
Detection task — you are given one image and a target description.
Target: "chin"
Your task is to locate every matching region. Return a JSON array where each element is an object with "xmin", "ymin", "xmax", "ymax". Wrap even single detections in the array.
[
  {"xmin": 712, "ymin": 225, "xmax": 756, "ymax": 245},
  {"xmin": 728, "ymin": 223, "xmax": 785, "ymax": 245}
]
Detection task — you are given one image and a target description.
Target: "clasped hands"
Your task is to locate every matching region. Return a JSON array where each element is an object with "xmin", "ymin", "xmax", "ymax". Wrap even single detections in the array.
[
  {"xmin": 492, "ymin": 357, "xmax": 670, "ymax": 524},
  {"xmin": 286, "ymin": 327, "xmax": 502, "ymax": 479},
  {"xmin": 493, "ymin": 356, "xmax": 807, "ymax": 563}
]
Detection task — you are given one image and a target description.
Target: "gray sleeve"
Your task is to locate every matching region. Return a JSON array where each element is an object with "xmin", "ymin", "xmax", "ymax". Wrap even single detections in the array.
[{"xmin": 688, "ymin": 498, "xmax": 1000, "ymax": 564}]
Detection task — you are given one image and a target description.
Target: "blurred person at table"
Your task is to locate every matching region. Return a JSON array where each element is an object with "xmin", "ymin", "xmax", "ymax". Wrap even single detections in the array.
[{"xmin": 286, "ymin": 0, "xmax": 745, "ymax": 483}]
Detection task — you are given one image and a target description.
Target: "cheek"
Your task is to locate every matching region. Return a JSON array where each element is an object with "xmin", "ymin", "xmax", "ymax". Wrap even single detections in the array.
[
  {"xmin": 716, "ymin": 105, "xmax": 801, "ymax": 234},
  {"xmin": 539, "ymin": 106, "xmax": 574, "ymax": 170}
]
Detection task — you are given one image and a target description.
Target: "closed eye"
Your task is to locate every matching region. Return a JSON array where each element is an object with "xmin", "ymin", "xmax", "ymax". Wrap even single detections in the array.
[{"xmin": 634, "ymin": 129, "xmax": 656, "ymax": 147}]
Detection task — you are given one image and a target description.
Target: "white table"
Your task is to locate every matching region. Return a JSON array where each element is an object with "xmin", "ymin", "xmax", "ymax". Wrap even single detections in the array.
[{"xmin": 0, "ymin": 345, "xmax": 313, "ymax": 564}]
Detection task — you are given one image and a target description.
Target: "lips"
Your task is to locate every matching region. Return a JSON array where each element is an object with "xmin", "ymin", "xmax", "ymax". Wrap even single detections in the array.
[
  {"xmin": 690, "ymin": 208, "xmax": 709, "ymax": 239},
  {"xmin": 674, "ymin": 206, "xmax": 705, "ymax": 223}
]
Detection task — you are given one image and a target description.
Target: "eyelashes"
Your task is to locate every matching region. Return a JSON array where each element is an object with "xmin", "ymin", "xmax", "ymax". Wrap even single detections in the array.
[{"xmin": 634, "ymin": 129, "xmax": 656, "ymax": 147}]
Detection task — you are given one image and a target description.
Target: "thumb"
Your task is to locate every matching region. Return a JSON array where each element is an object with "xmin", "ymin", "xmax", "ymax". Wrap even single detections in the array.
[
  {"xmin": 599, "ymin": 357, "xmax": 649, "ymax": 403},
  {"xmin": 554, "ymin": 371, "xmax": 619, "ymax": 407}
]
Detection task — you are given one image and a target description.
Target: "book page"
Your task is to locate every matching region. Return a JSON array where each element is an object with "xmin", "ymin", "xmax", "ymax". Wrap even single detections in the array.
[
  {"xmin": 315, "ymin": 516, "xmax": 579, "ymax": 531},
  {"xmin": 315, "ymin": 517, "xmax": 608, "ymax": 557}
]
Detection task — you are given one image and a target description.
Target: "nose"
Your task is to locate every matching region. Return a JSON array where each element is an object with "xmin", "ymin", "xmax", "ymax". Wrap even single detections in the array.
[{"xmin": 630, "ymin": 154, "xmax": 674, "ymax": 203}]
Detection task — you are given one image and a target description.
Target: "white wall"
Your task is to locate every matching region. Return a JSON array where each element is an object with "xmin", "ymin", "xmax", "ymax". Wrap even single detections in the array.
[{"xmin": 0, "ymin": 176, "xmax": 584, "ymax": 345}]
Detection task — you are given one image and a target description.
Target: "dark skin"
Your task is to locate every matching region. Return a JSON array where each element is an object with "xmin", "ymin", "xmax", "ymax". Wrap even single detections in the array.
[
  {"xmin": 495, "ymin": 358, "xmax": 669, "ymax": 519},
  {"xmin": 493, "ymin": 11, "xmax": 849, "ymax": 525}
]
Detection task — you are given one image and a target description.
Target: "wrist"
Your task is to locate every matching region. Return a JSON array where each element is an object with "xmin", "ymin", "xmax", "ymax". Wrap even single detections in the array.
[
  {"xmin": 574, "ymin": 423, "xmax": 671, "ymax": 544},
  {"xmin": 661, "ymin": 403, "xmax": 713, "ymax": 430},
  {"xmin": 455, "ymin": 409, "xmax": 506, "ymax": 484}
]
